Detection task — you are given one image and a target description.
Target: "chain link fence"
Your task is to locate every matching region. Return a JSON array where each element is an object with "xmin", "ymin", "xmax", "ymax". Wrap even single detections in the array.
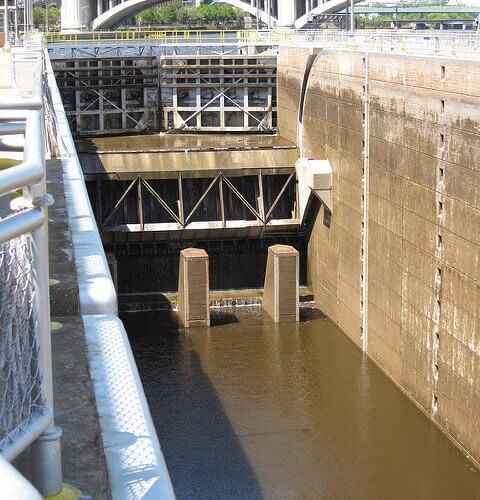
[{"xmin": 0, "ymin": 233, "xmax": 46, "ymax": 455}]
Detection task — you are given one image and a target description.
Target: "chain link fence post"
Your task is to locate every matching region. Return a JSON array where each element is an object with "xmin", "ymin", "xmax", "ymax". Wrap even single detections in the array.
[{"xmin": 27, "ymin": 49, "xmax": 63, "ymax": 497}]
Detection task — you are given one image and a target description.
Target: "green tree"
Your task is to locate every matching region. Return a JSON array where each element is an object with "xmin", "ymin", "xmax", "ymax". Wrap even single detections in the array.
[
  {"xmin": 136, "ymin": 7, "xmax": 158, "ymax": 24},
  {"xmin": 33, "ymin": 5, "xmax": 60, "ymax": 31},
  {"xmin": 33, "ymin": 6, "xmax": 46, "ymax": 28},
  {"xmin": 136, "ymin": 1, "xmax": 243, "ymax": 28},
  {"xmin": 185, "ymin": 8, "xmax": 203, "ymax": 25}
]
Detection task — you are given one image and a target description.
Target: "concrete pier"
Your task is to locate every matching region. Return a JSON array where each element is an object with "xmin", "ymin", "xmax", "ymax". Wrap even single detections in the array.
[
  {"xmin": 177, "ymin": 248, "xmax": 210, "ymax": 328},
  {"xmin": 262, "ymin": 244, "xmax": 299, "ymax": 323}
]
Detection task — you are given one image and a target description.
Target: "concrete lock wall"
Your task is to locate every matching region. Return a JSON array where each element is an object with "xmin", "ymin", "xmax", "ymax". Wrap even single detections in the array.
[{"xmin": 279, "ymin": 47, "xmax": 480, "ymax": 465}]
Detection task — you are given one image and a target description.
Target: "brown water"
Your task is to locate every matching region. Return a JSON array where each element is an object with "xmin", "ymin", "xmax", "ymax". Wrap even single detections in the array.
[{"xmin": 123, "ymin": 306, "xmax": 480, "ymax": 500}]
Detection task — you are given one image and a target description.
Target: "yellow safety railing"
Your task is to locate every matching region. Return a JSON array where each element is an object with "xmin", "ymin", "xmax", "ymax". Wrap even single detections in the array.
[
  {"xmin": 44, "ymin": 29, "xmax": 480, "ymax": 58},
  {"xmin": 44, "ymin": 29, "xmax": 278, "ymax": 44},
  {"xmin": 45, "ymin": 30, "xmax": 239, "ymax": 44}
]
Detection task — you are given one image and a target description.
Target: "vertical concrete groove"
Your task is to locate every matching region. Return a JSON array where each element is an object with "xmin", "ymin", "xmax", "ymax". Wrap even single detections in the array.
[
  {"xmin": 361, "ymin": 52, "xmax": 371, "ymax": 353},
  {"xmin": 432, "ymin": 265, "xmax": 441, "ymax": 414},
  {"xmin": 297, "ymin": 49, "xmax": 321, "ymax": 153},
  {"xmin": 432, "ymin": 138, "xmax": 446, "ymax": 414}
]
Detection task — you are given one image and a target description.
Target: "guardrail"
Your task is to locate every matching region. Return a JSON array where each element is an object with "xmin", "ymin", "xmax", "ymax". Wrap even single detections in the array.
[
  {"xmin": 44, "ymin": 35, "xmax": 176, "ymax": 498},
  {"xmin": 0, "ymin": 37, "xmax": 63, "ymax": 496},
  {"xmin": 45, "ymin": 28, "xmax": 250, "ymax": 44},
  {"xmin": 44, "ymin": 28, "xmax": 480, "ymax": 58},
  {"xmin": 271, "ymin": 30, "xmax": 480, "ymax": 58}
]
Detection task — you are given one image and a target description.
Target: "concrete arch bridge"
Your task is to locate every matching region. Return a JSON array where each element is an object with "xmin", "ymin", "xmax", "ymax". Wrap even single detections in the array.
[{"xmin": 61, "ymin": 0, "xmax": 362, "ymax": 32}]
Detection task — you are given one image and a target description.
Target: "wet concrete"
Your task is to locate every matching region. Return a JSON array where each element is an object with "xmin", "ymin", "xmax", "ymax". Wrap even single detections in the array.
[
  {"xmin": 75, "ymin": 133, "xmax": 296, "ymax": 154},
  {"xmin": 123, "ymin": 305, "xmax": 480, "ymax": 500}
]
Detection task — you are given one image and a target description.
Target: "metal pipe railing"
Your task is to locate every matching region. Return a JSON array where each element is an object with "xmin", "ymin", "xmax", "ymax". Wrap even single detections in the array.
[
  {"xmin": 43, "ymin": 28, "xmax": 480, "ymax": 59},
  {"xmin": 1, "ymin": 411, "xmax": 53, "ymax": 462},
  {"xmin": 0, "ymin": 207, "xmax": 45, "ymax": 245},
  {"xmin": 0, "ymin": 454, "xmax": 42, "ymax": 498},
  {"xmin": 0, "ymin": 36, "xmax": 62, "ymax": 497},
  {"xmin": 0, "ymin": 121, "xmax": 26, "ymax": 135}
]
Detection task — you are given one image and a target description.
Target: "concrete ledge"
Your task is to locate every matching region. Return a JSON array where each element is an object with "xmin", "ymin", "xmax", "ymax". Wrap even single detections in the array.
[
  {"xmin": 45, "ymin": 50, "xmax": 175, "ymax": 497},
  {"xmin": 45, "ymin": 52, "xmax": 117, "ymax": 316},
  {"xmin": 83, "ymin": 315, "xmax": 175, "ymax": 500}
]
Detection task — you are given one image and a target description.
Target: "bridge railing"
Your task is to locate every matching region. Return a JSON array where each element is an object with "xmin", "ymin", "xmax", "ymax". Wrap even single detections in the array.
[
  {"xmin": 293, "ymin": 30, "xmax": 480, "ymax": 58},
  {"xmin": 45, "ymin": 28, "xmax": 480, "ymax": 58},
  {"xmin": 45, "ymin": 28, "xmax": 255, "ymax": 44},
  {"xmin": 0, "ymin": 35, "xmax": 62, "ymax": 495}
]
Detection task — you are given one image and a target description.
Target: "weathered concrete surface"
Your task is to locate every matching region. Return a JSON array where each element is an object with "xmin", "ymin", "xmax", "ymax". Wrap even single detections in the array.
[
  {"xmin": 279, "ymin": 47, "xmax": 480, "ymax": 466},
  {"xmin": 277, "ymin": 47, "xmax": 311, "ymax": 144},
  {"xmin": 47, "ymin": 159, "xmax": 110, "ymax": 496},
  {"xmin": 177, "ymin": 248, "xmax": 210, "ymax": 328},
  {"xmin": 262, "ymin": 244, "xmax": 299, "ymax": 323},
  {"xmin": 15, "ymin": 160, "xmax": 110, "ymax": 497}
]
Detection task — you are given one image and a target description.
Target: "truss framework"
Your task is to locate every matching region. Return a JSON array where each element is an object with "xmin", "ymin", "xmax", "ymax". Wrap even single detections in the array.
[
  {"xmin": 48, "ymin": 42, "xmax": 278, "ymax": 59},
  {"xmin": 95, "ymin": 172, "xmax": 297, "ymax": 233},
  {"xmin": 52, "ymin": 55, "xmax": 159, "ymax": 135},
  {"xmin": 160, "ymin": 54, "xmax": 277, "ymax": 132},
  {"xmin": 51, "ymin": 48, "xmax": 278, "ymax": 134}
]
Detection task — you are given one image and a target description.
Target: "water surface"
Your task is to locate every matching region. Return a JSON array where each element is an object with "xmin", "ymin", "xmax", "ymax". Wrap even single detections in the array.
[{"xmin": 123, "ymin": 306, "xmax": 480, "ymax": 499}]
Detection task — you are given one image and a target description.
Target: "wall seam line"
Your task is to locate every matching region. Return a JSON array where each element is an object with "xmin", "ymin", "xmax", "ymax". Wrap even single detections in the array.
[{"xmin": 362, "ymin": 51, "xmax": 371, "ymax": 353}]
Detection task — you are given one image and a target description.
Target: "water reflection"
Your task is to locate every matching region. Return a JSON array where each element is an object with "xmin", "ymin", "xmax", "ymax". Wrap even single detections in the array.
[
  {"xmin": 122, "ymin": 305, "xmax": 263, "ymax": 499},
  {"xmin": 123, "ymin": 306, "xmax": 480, "ymax": 499}
]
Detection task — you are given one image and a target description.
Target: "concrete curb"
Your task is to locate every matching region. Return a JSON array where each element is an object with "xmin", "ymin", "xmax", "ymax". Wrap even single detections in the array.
[
  {"xmin": 83, "ymin": 315, "xmax": 175, "ymax": 500},
  {"xmin": 45, "ymin": 50, "xmax": 175, "ymax": 499},
  {"xmin": 44, "ymin": 52, "xmax": 117, "ymax": 316}
]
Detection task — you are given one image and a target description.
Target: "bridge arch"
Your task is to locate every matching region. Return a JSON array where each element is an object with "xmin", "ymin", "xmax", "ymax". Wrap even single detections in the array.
[
  {"xmin": 216, "ymin": 0, "xmax": 365, "ymax": 28},
  {"xmin": 93, "ymin": 0, "xmax": 164, "ymax": 29},
  {"xmin": 93, "ymin": 0, "xmax": 278, "ymax": 30},
  {"xmin": 294, "ymin": 0, "xmax": 364, "ymax": 28},
  {"xmin": 62, "ymin": 0, "xmax": 364, "ymax": 31}
]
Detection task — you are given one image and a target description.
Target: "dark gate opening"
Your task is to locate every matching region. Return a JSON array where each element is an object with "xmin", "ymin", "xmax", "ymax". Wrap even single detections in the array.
[{"xmin": 110, "ymin": 235, "xmax": 307, "ymax": 297}]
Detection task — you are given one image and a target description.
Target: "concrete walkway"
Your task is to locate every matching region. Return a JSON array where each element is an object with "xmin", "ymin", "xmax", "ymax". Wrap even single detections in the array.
[
  {"xmin": 13, "ymin": 160, "xmax": 111, "ymax": 498},
  {"xmin": 47, "ymin": 159, "xmax": 110, "ymax": 497}
]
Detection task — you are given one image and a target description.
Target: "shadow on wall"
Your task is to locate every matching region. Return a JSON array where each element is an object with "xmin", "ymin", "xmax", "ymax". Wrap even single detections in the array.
[{"xmin": 120, "ymin": 304, "xmax": 263, "ymax": 499}]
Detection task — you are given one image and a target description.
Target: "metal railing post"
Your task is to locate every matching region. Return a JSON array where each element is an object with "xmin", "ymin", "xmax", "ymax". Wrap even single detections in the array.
[
  {"xmin": 15, "ymin": 45, "xmax": 62, "ymax": 497},
  {"xmin": 27, "ymin": 101, "xmax": 63, "ymax": 496},
  {"xmin": 3, "ymin": 0, "xmax": 10, "ymax": 49}
]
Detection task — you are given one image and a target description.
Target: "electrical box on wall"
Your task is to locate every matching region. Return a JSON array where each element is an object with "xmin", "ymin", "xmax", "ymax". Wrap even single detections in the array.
[{"xmin": 295, "ymin": 157, "xmax": 333, "ymax": 220}]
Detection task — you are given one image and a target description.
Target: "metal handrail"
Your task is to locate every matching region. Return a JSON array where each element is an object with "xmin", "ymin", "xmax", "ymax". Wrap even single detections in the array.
[
  {"xmin": 0, "ymin": 114, "xmax": 44, "ymax": 198},
  {"xmin": 0, "ymin": 37, "xmax": 63, "ymax": 496},
  {"xmin": 43, "ymin": 28, "xmax": 480, "ymax": 59}
]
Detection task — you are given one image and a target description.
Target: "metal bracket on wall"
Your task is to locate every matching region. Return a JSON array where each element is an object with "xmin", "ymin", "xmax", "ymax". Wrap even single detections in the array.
[{"xmin": 295, "ymin": 157, "xmax": 333, "ymax": 221}]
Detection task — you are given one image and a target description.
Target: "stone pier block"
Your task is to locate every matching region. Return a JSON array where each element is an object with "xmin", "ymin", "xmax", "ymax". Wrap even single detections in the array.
[
  {"xmin": 262, "ymin": 245, "xmax": 299, "ymax": 323},
  {"xmin": 177, "ymin": 248, "xmax": 210, "ymax": 328}
]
